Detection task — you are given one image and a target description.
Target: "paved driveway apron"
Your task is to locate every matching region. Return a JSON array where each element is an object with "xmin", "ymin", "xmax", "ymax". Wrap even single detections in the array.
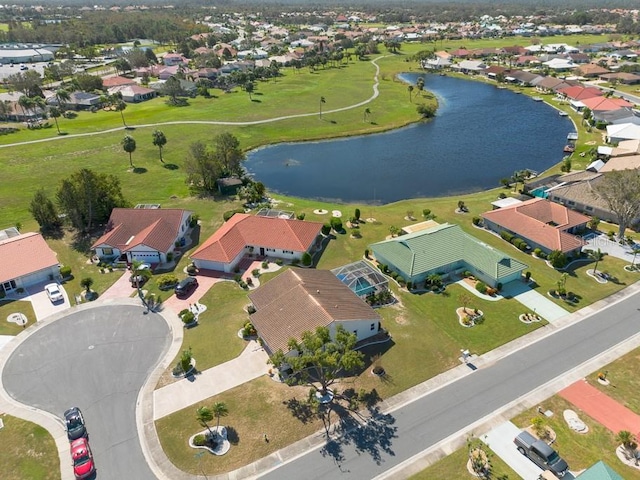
[
  {"xmin": 502, "ymin": 281, "xmax": 569, "ymax": 322},
  {"xmin": 1, "ymin": 305, "xmax": 170, "ymax": 480}
]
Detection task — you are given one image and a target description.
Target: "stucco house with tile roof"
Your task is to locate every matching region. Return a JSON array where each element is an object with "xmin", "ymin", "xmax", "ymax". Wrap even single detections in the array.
[
  {"xmin": 248, "ymin": 269, "xmax": 381, "ymax": 356},
  {"xmin": 482, "ymin": 198, "xmax": 589, "ymax": 254},
  {"xmin": 0, "ymin": 231, "xmax": 60, "ymax": 295},
  {"xmin": 91, "ymin": 208, "xmax": 192, "ymax": 265},
  {"xmin": 191, "ymin": 213, "xmax": 323, "ymax": 273},
  {"xmin": 369, "ymin": 223, "xmax": 527, "ymax": 288}
]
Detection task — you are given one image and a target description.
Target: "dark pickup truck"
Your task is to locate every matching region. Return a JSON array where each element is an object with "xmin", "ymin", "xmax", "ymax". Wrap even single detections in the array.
[{"xmin": 514, "ymin": 430, "xmax": 569, "ymax": 478}]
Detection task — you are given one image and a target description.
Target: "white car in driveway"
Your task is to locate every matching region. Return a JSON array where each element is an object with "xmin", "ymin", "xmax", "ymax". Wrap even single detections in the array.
[{"xmin": 44, "ymin": 283, "xmax": 64, "ymax": 303}]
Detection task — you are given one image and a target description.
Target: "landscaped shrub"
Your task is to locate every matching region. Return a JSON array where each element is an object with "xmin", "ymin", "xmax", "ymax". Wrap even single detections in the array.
[
  {"xmin": 223, "ymin": 208, "xmax": 244, "ymax": 221},
  {"xmin": 246, "ymin": 277, "xmax": 253, "ymax": 286},
  {"xmin": 239, "ymin": 280, "xmax": 248, "ymax": 289},
  {"xmin": 275, "ymin": 259, "xmax": 283, "ymax": 266},
  {"xmin": 247, "ymin": 305, "xmax": 256, "ymax": 314},
  {"xmin": 261, "ymin": 261, "xmax": 269, "ymax": 269},
  {"xmin": 500, "ymin": 231, "xmax": 514, "ymax": 242},
  {"xmin": 252, "ymin": 268, "xmax": 260, "ymax": 277},
  {"xmin": 296, "ymin": 212, "xmax": 306, "ymax": 220},
  {"xmin": 291, "ymin": 258, "xmax": 300, "ymax": 266},
  {"xmin": 364, "ymin": 249, "xmax": 370, "ymax": 259},
  {"xmin": 472, "ymin": 217, "xmax": 481, "ymax": 226},
  {"xmin": 60, "ymin": 266, "xmax": 72, "ymax": 278},
  {"xmin": 166, "ymin": 252, "xmax": 174, "ymax": 262},
  {"xmin": 187, "ymin": 264, "xmax": 197, "ymax": 275},
  {"xmin": 475, "ymin": 281, "xmax": 487, "ymax": 294},
  {"xmin": 390, "ymin": 271, "xmax": 399, "ymax": 279},
  {"xmin": 158, "ymin": 274, "xmax": 179, "ymax": 289},
  {"xmin": 498, "ymin": 192, "xmax": 507, "ymax": 199},
  {"xmin": 234, "ymin": 274, "xmax": 242, "ymax": 283},
  {"xmin": 193, "ymin": 434, "xmax": 207, "ymax": 446},
  {"xmin": 525, "ymin": 271, "xmax": 532, "ymax": 281},
  {"xmin": 242, "ymin": 322, "xmax": 257, "ymax": 337},
  {"xmin": 548, "ymin": 250, "xmax": 568, "ymax": 268},
  {"xmin": 517, "ymin": 242, "xmax": 529, "ymax": 252},
  {"xmin": 330, "ymin": 217, "xmax": 343, "ymax": 232},
  {"xmin": 181, "ymin": 311, "xmax": 196, "ymax": 325},
  {"xmin": 301, "ymin": 252, "xmax": 312, "ymax": 266},
  {"xmin": 533, "ymin": 248, "xmax": 543, "ymax": 257},
  {"xmin": 397, "ymin": 277, "xmax": 406, "ymax": 286},
  {"xmin": 463, "ymin": 270, "xmax": 472, "ymax": 278},
  {"xmin": 406, "ymin": 281, "xmax": 413, "ymax": 290},
  {"xmin": 321, "ymin": 224, "xmax": 331, "ymax": 236},
  {"xmin": 189, "ymin": 214, "xmax": 200, "ymax": 228},
  {"xmin": 423, "ymin": 208, "xmax": 431, "ymax": 217}
]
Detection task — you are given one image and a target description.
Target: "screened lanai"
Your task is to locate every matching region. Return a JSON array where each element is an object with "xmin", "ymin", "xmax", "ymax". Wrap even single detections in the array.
[{"xmin": 331, "ymin": 260, "xmax": 389, "ymax": 298}]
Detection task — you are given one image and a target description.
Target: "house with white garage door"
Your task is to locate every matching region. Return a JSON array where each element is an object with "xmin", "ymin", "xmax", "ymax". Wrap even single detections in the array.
[
  {"xmin": 0, "ymin": 229, "xmax": 60, "ymax": 295},
  {"xmin": 191, "ymin": 213, "xmax": 323, "ymax": 273},
  {"xmin": 91, "ymin": 207, "xmax": 192, "ymax": 267}
]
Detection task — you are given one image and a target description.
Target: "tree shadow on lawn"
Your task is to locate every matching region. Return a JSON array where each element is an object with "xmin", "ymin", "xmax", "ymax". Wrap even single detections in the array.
[
  {"xmin": 320, "ymin": 405, "xmax": 397, "ymax": 466},
  {"xmin": 163, "ymin": 163, "xmax": 179, "ymax": 170},
  {"xmin": 226, "ymin": 426, "xmax": 240, "ymax": 445},
  {"xmin": 132, "ymin": 167, "xmax": 147, "ymax": 174}
]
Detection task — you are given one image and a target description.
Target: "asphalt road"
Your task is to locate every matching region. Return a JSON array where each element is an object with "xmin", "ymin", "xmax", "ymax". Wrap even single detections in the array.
[
  {"xmin": 261, "ymin": 291, "xmax": 640, "ymax": 480},
  {"xmin": 1, "ymin": 305, "xmax": 170, "ymax": 480}
]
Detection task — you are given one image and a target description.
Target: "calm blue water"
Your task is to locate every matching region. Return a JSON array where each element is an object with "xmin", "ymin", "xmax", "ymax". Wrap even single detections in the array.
[{"xmin": 245, "ymin": 74, "xmax": 573, "ymax": 204}]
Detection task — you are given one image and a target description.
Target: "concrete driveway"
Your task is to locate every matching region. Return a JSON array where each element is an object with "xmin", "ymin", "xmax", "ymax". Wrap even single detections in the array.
[
  {"xmin": 582, "ymin": 232, "xmax": 639, "ymax": 264},
  {"xmin": 26, "ymin": 281, "xmax": 71, "ymax": 321},
  {"xmin": 482, "ymin": 421, "xmax": 544, "ymax": 480},
  {"xmin": 1, "ymin": 304, "xmax": 171, "ymax": 480},
  {"xmin": 502, "ymin": 281, "xmax": 570, "ymax": 322}
]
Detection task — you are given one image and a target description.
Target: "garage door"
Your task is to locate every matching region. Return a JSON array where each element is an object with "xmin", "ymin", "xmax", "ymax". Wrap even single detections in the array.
[{"xmin": 21, "ymin": 268, "xmax": 56, "ymax": 288}]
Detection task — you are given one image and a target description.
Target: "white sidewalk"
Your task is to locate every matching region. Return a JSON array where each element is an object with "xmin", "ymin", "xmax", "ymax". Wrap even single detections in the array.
[{"xmin": 153, "ymin": 340, "xmax": 269, "ymax": 419}]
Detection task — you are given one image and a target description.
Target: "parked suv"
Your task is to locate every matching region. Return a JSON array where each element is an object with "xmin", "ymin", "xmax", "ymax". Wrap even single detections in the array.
[{"xmin": 175, "ymin": 277, "xmax": 198, "ymax": 297}]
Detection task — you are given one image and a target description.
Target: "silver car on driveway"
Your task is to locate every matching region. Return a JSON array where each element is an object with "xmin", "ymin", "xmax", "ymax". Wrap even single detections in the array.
[{"xmin": 44, "ymin": 283, "xmax": 64, "ymax": 303}]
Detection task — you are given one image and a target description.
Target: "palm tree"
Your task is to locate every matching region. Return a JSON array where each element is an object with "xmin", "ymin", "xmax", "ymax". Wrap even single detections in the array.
[
  {"xmin": 196, "ymin": 406, "xmax": 215, "ymax": 437},
  {"xmin": 18, "ymin": 95, "xmax": 34, "ymax": 122},
  {"xmin": 245, "ymin": 81, "xmax": 254, "ymax": 100},
  {"xmin": 121, "ymin": 135, "xmax": 136, "ymax": 168},
  {"xmin": 589, "ymin": 248, "xmax": 604, "ymax": 276},
  {"xmin": 631, "ymin": 245, "xmax": 640, "ymax": 269},
  {"xmin": 616, "ymin": 430, "xmax": 638, "ymax": 464},
  {"xmin": 55, "ymin": 88, "xmax": 70, "ymax": 110},
  {"xmin": 319, "ymin": 96, "xmax": 326, "ymax": 119},
  {"xmin": 416, "ymin": 77, "xmax": 425, "ymax": 97},
  {"xmin": 408, "ymin": 85, "xmax": 414, "ymax": 102},
  {"xmin": 363, "ymin": 107, "xmax": 371, "ymax": 123},
  {"xmin": 49, "ymin": 106, "xmax": 62, "ymax": 134},
  {"xmin": 212, "ymin": 402, "xmax": 228, "ymax": 433},
  {"xmin": 0, "ymin": 99, "xmax": 11, "ymax": 121},
  {"xmin": 80, "ymin": 277, "xmax": 94, "ymax": 293},
  {"xmin": 152, "ymin": 130, "xmax": 167, "ymax": 163}
]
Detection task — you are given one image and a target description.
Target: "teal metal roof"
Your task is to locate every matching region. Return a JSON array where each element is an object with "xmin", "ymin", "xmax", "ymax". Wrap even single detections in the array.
[
  {"xmin": 370, "ymin": 223, "xmax": 527, "ymax": 280},
  {"xmin": 576, "ymin": 461, "xmax": 623, "ymax": 480}
]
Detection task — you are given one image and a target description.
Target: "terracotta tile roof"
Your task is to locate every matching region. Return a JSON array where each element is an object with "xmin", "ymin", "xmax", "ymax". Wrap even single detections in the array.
[
  {"xmin": 191, "ymin": 214, "xmax": 323, "ymax": 263},
  {"xmin": 102, "ymin": 75, "xmax": 135, "ymax": 88},
  {"xmin": 557, "ymin": 85, "xmax": 603, "ymax": 101},
  {"xmin": 248, "ymin": 269, "xmax": 381, "ymax": 354},
  {"xmin": 0, "ymin": 232, "xmax": 59, "ymax": 283},
  {"xmin": 482, "ymin": 198, "xmax": 589, "ymax": 253},
  {"xmin": 91, "ymin": 208, "xmax": 191, "ymax": 253},
  {"xmin": 581, "ymin": 96, "xmax": 633, "ymax": 112}
]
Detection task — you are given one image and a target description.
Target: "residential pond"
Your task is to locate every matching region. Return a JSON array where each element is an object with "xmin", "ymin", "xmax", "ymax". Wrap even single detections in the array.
[{"xmin": 244, "ymin": 73, "xmax": 574, "ymax": 204}]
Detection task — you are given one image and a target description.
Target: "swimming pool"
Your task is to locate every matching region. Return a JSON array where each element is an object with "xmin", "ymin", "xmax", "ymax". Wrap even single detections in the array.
[{"xmin": 530, "ymin": 187, "xmax": 549, "ymax": 198}]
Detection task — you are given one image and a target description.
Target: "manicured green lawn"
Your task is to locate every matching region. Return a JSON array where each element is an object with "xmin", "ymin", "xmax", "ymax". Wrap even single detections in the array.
[
  {"xmin": 156, "ymin": 281, "xmax": 248, "ymax": 388},
  {"xmin": 409, "ymin": 444, "xmax": 519, "ymax": 480},
  {"xmin": 0, "ymin": 414, "xmax": 60, "ymax": 480},
  {"xmin": 0, "ymin": 299, "xmax": 36, "ymax": 335},
  {"xmin": 155, "ymin": 376, "xmax": 322, "ymax": 475},
  {"xmin": 586, "ymin": 347, "xmax": 640, "ymax": 414}
]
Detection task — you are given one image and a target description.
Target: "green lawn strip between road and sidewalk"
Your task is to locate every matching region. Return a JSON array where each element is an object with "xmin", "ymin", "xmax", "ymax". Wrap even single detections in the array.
[
  {"xmin": 408, "ymin": 443, "xmax": 520, "ymax": 480},
  {"xmin": 0, "ymin": 414, "xmax": 60, "ymax": 480}
]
